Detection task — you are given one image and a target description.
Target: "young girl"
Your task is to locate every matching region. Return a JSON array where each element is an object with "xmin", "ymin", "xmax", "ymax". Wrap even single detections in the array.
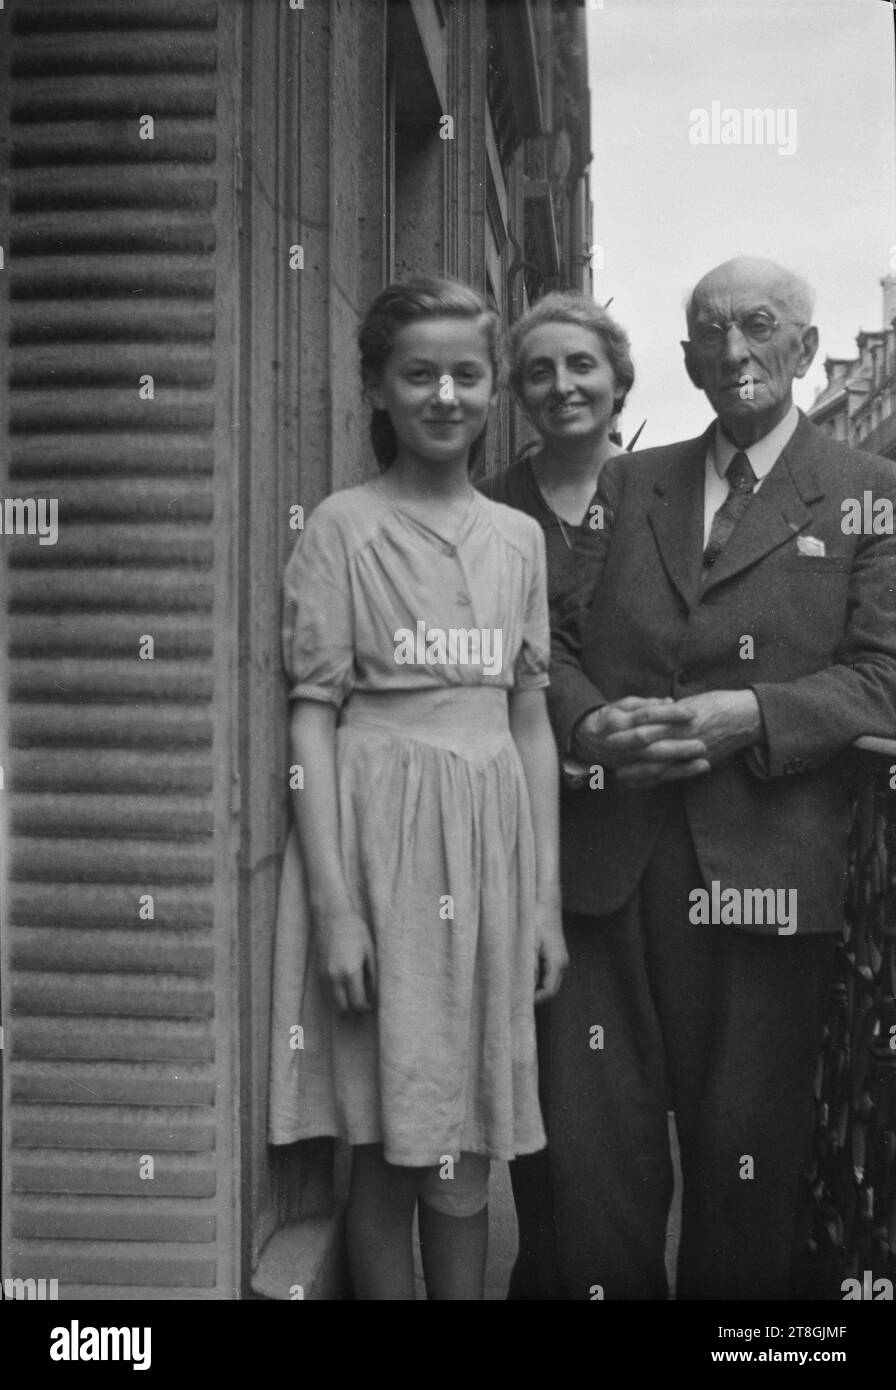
[{"xmin": 268, "ymin": 277, "xmax": 566, "ymax": 1300}]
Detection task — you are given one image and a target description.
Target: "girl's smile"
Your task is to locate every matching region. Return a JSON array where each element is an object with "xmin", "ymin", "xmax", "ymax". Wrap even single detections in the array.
[{"xmin": 368, "ymin": 317, "xmax": 497, "ymax": 468}]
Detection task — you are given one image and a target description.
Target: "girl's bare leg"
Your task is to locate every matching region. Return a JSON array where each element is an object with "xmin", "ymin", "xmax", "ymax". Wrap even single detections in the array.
[
  {"xmin": 347, "ymin": 1144, "xmax": 423, "ymax": 1300},
  {"xmin": 418, "ymin": 1202, "xmax": 489, "ymax": 1300}
]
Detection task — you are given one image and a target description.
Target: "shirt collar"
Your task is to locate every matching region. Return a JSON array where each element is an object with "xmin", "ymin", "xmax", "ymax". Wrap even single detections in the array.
[{"xmin": 712, "ymin": 403, "xmax": 800, "ymax": 480}]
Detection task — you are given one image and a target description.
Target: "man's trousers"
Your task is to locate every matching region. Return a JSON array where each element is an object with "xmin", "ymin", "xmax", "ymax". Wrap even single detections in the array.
[{"xmin": 509, "ymin": 793, "xmax": 836, "ymax": 1300}]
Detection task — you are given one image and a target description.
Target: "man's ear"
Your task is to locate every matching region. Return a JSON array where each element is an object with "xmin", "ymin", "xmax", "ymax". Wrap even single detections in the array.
[
  {"xmin": 794, "ymin": 325, "xmax": 819, "ymax": 380},
  {"xmin": 681, "ymin": 340, "xmax": 704, "ymax": 391}
]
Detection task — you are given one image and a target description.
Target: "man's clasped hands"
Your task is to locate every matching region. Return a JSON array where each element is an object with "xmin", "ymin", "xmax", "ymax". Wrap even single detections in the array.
[{"xmin": 573, "ymin": 689, "xmax": 765, "ymax": 788}]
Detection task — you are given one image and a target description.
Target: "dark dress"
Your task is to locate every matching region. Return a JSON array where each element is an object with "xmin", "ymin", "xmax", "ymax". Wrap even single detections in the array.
[
  {"xmin": 477, "ymin": 447, "xmax": 616, "ymax": 1299},
  {"xmin": 477, "ymin": 449, "xmax": 606, "ymax": 608}
]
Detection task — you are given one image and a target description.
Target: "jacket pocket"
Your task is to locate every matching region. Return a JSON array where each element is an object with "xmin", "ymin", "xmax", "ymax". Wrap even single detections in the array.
[{"xmin": 780, "ymin": 557, "xmax": 850, "ymax": 574}]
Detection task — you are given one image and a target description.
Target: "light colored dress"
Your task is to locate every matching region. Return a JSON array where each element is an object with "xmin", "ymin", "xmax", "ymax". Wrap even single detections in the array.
[{"xmin": 267, "ymin": 480, "xmax": 550, "ymax": 1166}]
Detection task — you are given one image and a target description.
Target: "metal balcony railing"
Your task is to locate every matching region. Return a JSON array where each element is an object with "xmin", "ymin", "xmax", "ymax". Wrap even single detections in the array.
[{"xmin": 797, "ymin": 736, "xmax": 896, "ymax": 1299}]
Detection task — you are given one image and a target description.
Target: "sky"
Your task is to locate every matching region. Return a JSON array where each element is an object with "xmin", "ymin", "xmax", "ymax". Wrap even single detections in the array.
[{"xmin": 586, "ymin": 0, "xmax": 896, "ymax": 447}]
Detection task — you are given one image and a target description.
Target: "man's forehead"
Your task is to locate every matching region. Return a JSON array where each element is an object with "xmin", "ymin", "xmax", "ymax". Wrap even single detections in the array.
[
  {"xmin": 691, "ymin": 263, "xmax": 795, "ymax": 319},
  {"xmin": 692, "ymin": 278, "xmax": 781, "ymax": 320}
]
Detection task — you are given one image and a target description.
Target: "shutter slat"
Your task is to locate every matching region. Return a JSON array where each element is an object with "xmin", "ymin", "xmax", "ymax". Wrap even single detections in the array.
[
  {"xmin": 7, "ymin": 1242, "xmax": 217, "ymax": 1288},
  {"xmin": 10, "ymin": 751, "xmax": 213, "ymax": 794},
  {"xmin": 13, "ymin": 212, "xmax": 216, "ymax": 254},
  {"xmin": 13, "ymin": 167, "xmax": 217, "ymax": 212},
  {"xmin": 12, "ymin": 1, "xmax": 219, "ymax": 34},
  {"xmin": 11, "ymin": 660, "xmax": 214, "ymax": 697},
  {"xmin": 10, "ymin": 706, "xmax": 214, "ymax": 745},
  {"xmin": 14, "ymin": 972, "xmax": 215, "ymax": 1016},
  {"xmin": 12, "ymin": 533, "xmax": 214, "ymax": 567},
  {"xmin": 11, "ymin": 344, "xmax": 215, "ymax": 386},
  {"xmin": 11, "ymin": 795, "xmax": 213, "ymax": 834},
  {"xmin": 12, "ymin": 76, "xmax": 218, "ymax": 121},
  {"xmin": 11, "ymin": 435, "xmax": 214, "ymax": 473},
  {"xmin": 11, "ymin": 837, "xmax": 213, "ymax": 881},
  {"xmin": 13, "ymin": 1150, "xmax": 216, "ymax": 1198},
  {"xmin": 13, "ymin": 1196, "xmax": 216, "ymax": 1243},
  {"xmin": 13, "ymin": 928, "xmax": 214, "ymax": 972},
  {"xmin": 7, "ymin": 478, "xmax": 213, "ymax": 514},
  {"xmin": 11, "ymin": 389, "xmax": 216, "ymax": 431},
  {"xmin": 12, "ymin": 884, "xmax": 213, "ymax": 927},
  {"xmin": 12, "ymin": 34, "xmax": 218, "ymax": 75},
  {"xmin": 13, "ymin": 303, "xmax": 217, "ymax": 342},
  {"xmin": 11, "ymin": 616, "xmax": 213, "ymax": 658},
  {"xmin": 13, "ymin": 1063, "xmax": 216, "ymax": 1106},
  {"xmin": 11, "ymin": 569, "xmax": 215, "ymax": 608},
  {"xmin": 13, "ymin": 1019, "xmax": 215, "ymax": 1062},
  {"xmin": 15, "ymin": 1199, "xmax": 216, "ymax": 1244},
  {"xmin": 44, "ymin": 1287, "xmax": 224, "ymax": 1300},
  {"xmin": 12, "ymin": 121, "xmax": 216, "ymax": 167},
  {"xmin": 11, "ymin": 1104, "xmax": 215, "ymax": 1149}
]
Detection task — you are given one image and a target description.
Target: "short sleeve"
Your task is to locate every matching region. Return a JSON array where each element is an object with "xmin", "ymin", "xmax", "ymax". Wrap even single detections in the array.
[
  {"xmin": 281, "ymin": 501, "xmax": 355, "ymax": 707},
  {"xmin": 513, "ymin": 524, "xmax": 551, "ymax": 691}
]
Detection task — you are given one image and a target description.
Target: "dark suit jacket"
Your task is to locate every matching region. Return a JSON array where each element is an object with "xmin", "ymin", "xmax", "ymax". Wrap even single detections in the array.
[{"xmin": 548, "ymin": 411, "xmax": 896, "ymax": 934}]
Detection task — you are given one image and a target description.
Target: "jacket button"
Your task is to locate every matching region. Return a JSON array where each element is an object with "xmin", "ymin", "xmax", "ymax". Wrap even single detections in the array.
[{"xmin": 677, "ymin": 670, "xmax": 690, "ymax": 685}]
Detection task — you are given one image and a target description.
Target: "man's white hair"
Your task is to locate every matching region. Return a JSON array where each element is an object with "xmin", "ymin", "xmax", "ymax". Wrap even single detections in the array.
[{"xmin": 684, "ymin": 257, "xmax": 816, "ymax": 334}]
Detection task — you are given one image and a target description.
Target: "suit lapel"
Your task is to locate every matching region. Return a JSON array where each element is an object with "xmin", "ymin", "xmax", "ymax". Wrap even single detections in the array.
[
  {"xmin": 646, "ymin": 429, "xmax": 711, "ymax": 608},
  {"xmin": 701, "ymin": 412, "xmax": 826, "ymax": 593}
]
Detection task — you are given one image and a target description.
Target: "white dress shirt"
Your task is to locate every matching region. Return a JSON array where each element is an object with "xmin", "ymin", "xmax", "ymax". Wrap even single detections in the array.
[{"xmin": 703, "ymin": 403, "xmax": 800, "ymax": 548}]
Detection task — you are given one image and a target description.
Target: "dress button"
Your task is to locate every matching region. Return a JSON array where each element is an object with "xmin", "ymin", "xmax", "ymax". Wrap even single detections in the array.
[
  {"xmin": 444, "ymin": 543, "xmax": 456, "ymax": 557},
  {"xmin": 456, "ymin": 591, "xmax": 471, "ymax": 606}
]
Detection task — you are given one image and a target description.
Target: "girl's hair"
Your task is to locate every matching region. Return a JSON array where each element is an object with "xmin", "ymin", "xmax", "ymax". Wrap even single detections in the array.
[
  {"xmin": 506, "ymin": 291, "xmax": 635, "ymax": 416},
  {"xmin": 358, "ymin": 277, "xmax": 501, "ymax": 471}
]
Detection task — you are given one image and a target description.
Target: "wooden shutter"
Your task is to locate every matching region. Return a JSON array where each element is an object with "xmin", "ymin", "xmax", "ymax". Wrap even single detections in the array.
[{"xmin": 0, "ymin": 0, "xmax": 239, "ymax": 1298}]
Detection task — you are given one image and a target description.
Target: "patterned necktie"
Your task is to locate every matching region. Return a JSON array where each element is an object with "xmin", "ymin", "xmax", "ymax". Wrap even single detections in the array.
[{"xmin": 703, "ymin": 450, "xmax": 757, "ymax": 569}]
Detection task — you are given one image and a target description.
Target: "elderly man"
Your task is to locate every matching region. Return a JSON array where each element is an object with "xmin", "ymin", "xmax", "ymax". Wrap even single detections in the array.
[{"xmin": 544, "ymin": 256, "xmax": 896, "ymax": 1300}]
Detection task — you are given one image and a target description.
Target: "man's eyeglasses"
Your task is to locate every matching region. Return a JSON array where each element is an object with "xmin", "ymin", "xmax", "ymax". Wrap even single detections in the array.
[{"xmin": 690, "ymin": 311, "xmax": 802, "ymax": 354}]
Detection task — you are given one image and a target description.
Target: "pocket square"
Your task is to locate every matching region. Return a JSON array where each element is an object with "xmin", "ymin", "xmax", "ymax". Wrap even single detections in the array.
[{"xmin": 796, "ymin": 535, "xmax": 826, "ymax": 557}]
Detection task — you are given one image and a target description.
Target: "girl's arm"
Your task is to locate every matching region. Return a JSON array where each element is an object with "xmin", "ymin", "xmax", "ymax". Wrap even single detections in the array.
[
  {"xmin": 509, "ymin": 687, "xmax": 567, "ymax": 1003},
  {"xmin": 290, "ymin": 699, "xmax": 376, "ymax": 1016}
]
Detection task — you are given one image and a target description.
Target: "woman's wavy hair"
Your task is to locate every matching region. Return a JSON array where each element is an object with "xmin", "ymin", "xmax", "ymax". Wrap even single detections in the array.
[
  {"xmin": 358, "ymin": 277, "xmax": 501, "ymax": 471},
  {"xmin": 506, "ymin": 291, "xmax": 634, "ymax": 418}
]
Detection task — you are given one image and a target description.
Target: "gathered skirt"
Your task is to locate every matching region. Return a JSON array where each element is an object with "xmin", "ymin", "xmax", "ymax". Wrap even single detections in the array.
[{"xmin": 267, "ymin": 686, "xmax": 547, "ymax": 1166}]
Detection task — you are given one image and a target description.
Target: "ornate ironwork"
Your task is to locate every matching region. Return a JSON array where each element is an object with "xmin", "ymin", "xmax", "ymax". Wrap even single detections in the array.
[{"xmin": 797, "ymin": 739, "xmax": 896, "ymax": 1299}]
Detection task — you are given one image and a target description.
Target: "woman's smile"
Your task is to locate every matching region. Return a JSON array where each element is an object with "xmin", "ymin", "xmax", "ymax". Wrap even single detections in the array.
[{"xmin": 518, "ymin": 322, "xmax": 619, "ymax": 448}]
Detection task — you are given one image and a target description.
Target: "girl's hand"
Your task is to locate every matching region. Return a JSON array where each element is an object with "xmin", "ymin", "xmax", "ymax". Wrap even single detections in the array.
[
  {"xmin": 533, "ymin": 901, "xmax": 567, "ymax": 1004},
  {"xmin": 314, "ymin": 909, "xmax": 377, "ymax": 1017}
]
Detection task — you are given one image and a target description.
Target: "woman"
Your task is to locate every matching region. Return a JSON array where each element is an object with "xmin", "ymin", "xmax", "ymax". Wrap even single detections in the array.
[
  {"xmin": 478, "ymin": 292, "xmax": 636, "ymax": 1300},
  {"xmin": 479, "ymin": 292, "xmax": 634, "ymax": 603}
]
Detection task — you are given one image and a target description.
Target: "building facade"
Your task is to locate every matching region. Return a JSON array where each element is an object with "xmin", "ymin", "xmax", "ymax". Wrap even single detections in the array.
[
  {"xmin": 808, "ymin": 273, "xmax": 896, "ymax": 460},
  {"xmin": 0, "ymin": 0, "xmax": 593, "ymax": 1299}
]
